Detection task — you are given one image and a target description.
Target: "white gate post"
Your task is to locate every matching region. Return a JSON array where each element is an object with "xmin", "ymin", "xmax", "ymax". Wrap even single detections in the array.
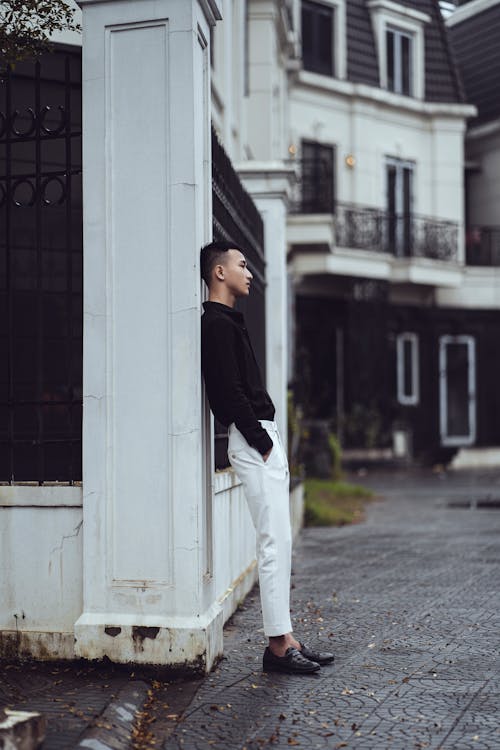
[
  {"xmin": 75, "ymin": 0, "xmax": 222, "ymax": 671},
  {"xmin": 237, "ymin": 164, "xmax": 296, "ymax": 450}
]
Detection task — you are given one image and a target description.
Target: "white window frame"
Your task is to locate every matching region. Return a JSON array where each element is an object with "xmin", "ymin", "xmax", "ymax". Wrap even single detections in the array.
[
  {"xmin": 367, "ymin": 0, "xmax": 430, "ymax": 100},
  {"xmin": 439, "ymin": 335, "xmax": 476, "ymax": 447},
  {"xmin": 397, "ymin": 332, "xmax": 419, "ymax": 406},
  {"xmin": 386, "ymin": 25, "xmax": 413, "ymax": 96},
  {"xmin": 300, "ymin": 0, "xmax": 346, "ymax": 80}
]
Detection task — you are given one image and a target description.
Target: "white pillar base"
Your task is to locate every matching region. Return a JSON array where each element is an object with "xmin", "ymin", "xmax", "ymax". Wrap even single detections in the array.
[{"xmin": 74, "ymin": 603, "xmax": 224, "ymax": 672}]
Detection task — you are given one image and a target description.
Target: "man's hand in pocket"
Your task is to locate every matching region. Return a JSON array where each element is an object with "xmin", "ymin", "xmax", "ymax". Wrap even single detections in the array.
[{"xmin": 262, "ymin": 446, "xmax": 273, "ymax": 462}]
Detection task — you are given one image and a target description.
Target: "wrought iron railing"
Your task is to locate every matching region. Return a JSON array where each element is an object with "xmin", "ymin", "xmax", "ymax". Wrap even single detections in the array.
[
  {"xmin": 290, "ymin": 186, "xmax": 459, "ymax": 261},
  {"xmin": 335, "ymin": 203, "xmax": 459, "ymax": 262},
  {"xmin": 465, "ymin": 227, "xmax": 500, "ymax": 266}
]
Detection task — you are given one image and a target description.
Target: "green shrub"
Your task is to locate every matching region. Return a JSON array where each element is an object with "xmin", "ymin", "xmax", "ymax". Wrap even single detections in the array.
[
  {"xmin": 328, "ymin": 432, "xmax": 342, "ymax": 481},
  {"xmin": 304, "ymin": 478, "xmax": 374, "ymax": 526}
]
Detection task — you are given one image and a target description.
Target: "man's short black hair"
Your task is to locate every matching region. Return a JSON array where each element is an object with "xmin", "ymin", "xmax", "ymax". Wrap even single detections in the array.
[{"xmin": 200, "ymin": 240, "xmax": 245, "ymax": 287}]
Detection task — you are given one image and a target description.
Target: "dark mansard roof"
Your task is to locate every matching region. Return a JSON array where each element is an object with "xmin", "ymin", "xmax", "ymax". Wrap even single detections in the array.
[
  {"xmin": 345, "ymin": 0, "xmax": 465, "ymax": 103},
  {"xmin": 447, "ymin": 2, "xmax": 500, "ymax": 124}
]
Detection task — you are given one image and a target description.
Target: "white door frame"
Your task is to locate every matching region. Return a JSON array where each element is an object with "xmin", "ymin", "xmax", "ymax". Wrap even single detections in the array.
[{"xmin": 439, "ymin": 335, "xmax": 476, "ymax": 446}]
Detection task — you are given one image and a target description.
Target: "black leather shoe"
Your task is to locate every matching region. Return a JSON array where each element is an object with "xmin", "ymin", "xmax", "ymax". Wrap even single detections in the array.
[
  {"xmin": 299, "ymin": 641, "xmax": 335, "ymax": 665},
  {"xmin": 263, "ymin": 646, "xmax": 320, "ymax": 674}
]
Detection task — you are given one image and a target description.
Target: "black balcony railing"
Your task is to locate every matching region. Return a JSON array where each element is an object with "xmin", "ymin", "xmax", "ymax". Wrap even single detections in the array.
[
  {"xmin": 335, "ymin": 203, "xmax": 459, "ymax": 262},
  {"xmin": 466, "ymin": 227, "xmax": 500, "ymax": 266},
  {"xmin": 290, "ymin": 185, "xmax": 459, "ymax": 261}
]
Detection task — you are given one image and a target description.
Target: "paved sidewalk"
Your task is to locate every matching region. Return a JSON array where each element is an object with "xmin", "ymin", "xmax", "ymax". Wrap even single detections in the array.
[
  {"xmin": 169, "ymin": 469, "xmax": 500, "ymax": 750},
  {"xmin": 1, "ymin": 469, "xmax": 499, "ymax": 749}
]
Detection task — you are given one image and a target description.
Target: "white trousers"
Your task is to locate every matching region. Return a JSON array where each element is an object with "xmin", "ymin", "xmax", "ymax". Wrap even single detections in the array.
[{"xmin": 228, "ymin": 419, "xmax": 293, "ymax": 637}]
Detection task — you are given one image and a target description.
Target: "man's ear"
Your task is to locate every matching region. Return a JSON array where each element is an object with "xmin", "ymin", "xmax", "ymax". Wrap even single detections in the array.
[{"xmin": 214, "ymin": 263, "xmax": 225, "ymax": 281}]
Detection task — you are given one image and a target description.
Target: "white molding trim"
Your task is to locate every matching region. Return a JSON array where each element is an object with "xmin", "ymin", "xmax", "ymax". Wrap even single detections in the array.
[
  {"xmin": 293, "ymin": 71, "xmax": 477, "ymax": 119},
  {"xmin": 446, "ymin": 0, "xmax": 500, "ymax": 27},
  {"xmin": 0, "ymin": 485, "xmax": 82, "ymax": 507},
  {"xmin": 439, "ymin": 335, "xmax": 477, "ymax": 447},
  {"xmin": 78, "ymin": 0, "xmax": 223, "ymax": 24},
  {"xmin": 396, "ymin": 332, "xmax": 419, "ymax": 406},
  {"xmin": 367, "ymin": 0, "xmax": 431, "ymax": 25}
]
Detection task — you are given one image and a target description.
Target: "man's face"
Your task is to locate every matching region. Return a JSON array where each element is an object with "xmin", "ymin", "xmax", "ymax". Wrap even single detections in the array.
[{"xmin": 217, "ymin": 249, "xmax": 253, "ymax": 297}]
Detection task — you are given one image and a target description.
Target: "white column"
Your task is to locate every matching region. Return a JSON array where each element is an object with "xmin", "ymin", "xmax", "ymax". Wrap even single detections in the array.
[
  {"xmin": 75, "ymin": 0, "xmax": 222, "ymax": 671},
  {"xmin": 237, "ymin": 163, "xmax": 296, "ymax": 450}
]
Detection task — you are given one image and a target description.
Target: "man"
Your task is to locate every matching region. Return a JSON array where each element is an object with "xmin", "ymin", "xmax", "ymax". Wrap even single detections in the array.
[{"xmin": 200, "ymin": 240, "xmax": 334, "ymax": 675}]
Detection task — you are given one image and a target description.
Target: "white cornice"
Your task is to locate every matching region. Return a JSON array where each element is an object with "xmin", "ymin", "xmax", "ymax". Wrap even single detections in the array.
[
  {"xmin": 446, "ymin": 0, "xmax": 500, "ymax": 27},
  {"xmin": 367, "ymin": 0, "xmax": 431, "ymax": 25},
  {"xmin": 77, "ymin": 0, "xmax": 222, "ymax": 24},
  {"xmin": 467, "ymin": 117, "xmax": 500, "ymax": 140},
  {"xmin": 236, "ymin": 161, "xmax": 298, "ymax": 201},
  {"xmin": 292, "ymin": 70, "xmax": 477, "ymax": 120}
]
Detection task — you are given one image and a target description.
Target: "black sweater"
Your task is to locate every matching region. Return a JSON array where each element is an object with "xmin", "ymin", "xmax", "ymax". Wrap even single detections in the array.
[{"xmin": 201, "ymin": 300, "xmax": 275, "ymax": 454}]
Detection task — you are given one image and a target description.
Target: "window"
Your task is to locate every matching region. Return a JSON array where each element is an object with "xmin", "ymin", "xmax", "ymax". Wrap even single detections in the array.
[
  {"xmin": 397, "ymin": 333, "xmax": 419, "ymax": 405},
  {"xmin": 386, "ymin": 27, "xmax": 413, "ymax": 95},
  {"xmin": 302, "ymin": 0, "xmax": 334, "ymax": 76},
  {"xmin": 368, "ymin": 0, "xmax": 430, "ymax": 100},
  {"xmin": 386, "ymin": 158, "xmax": 414, "ymax": 257},
  {"xmin": 301, "ymin": 140, "xmax": 335, "ymax": 213}
]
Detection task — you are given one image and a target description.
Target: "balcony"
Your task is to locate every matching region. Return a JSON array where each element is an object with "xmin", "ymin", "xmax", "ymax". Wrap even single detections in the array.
[
  {"xmin": 466, "ymin": 227, "xmax": 500, "ymax": 266},
  {"xmin": 289, "ymin": 198, "xmax": 461, "ymax": 286},
  {"xmin": 335, "ymin": 203, "xmax": 459, "ymax": 262}
]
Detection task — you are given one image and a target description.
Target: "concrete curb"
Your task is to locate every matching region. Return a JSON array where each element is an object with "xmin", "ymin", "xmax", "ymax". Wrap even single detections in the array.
[
  {"xmin": 74, "ymin": 680, "xmax": 150, "ymax": 750},
  {"xmin": 0, "ymin": 709, "xmax": 46, "ymax": 750}
]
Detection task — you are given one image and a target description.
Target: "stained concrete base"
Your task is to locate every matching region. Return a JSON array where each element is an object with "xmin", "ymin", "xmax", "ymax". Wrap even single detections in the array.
[
  {"xmin": 0, "ymin": 709, "xmax": 46, "ymax": 750},
  {"xmin": 74, "ymin": 603, "xmax": 224, "ymax": 673}
]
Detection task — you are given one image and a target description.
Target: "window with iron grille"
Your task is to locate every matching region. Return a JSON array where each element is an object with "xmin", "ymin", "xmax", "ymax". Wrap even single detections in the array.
[
  {"xmin": 301, "ymin": 0, "xmax": 334, "ymax": 76},
  {"xmin": 301, "ymin": 140, "xmax": 335, "ymax": 214},
  {"xmin": 386, "ymin": 27, "xmax": 413, "ymax": 96},
  {"xmin": 0, "ymin": 50, "xmax": 82, "ymax": 484}
]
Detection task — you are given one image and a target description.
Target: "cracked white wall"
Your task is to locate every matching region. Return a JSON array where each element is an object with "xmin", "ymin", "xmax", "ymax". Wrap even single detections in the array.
[{"xmin": 0, "ymin": 486, "xmax": 83, "ymax": 639}]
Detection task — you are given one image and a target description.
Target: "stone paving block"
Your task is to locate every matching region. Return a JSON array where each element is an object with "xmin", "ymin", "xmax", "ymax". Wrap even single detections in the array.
[{"xmin": 164, "ymin": 470, "xmax": 500, "ymax": 750}]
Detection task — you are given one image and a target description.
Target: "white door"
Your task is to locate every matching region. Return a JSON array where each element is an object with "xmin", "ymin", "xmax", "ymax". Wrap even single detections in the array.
[{"xmin": 439, "ymin": 336, "xmax": 476, "ymax": 446}]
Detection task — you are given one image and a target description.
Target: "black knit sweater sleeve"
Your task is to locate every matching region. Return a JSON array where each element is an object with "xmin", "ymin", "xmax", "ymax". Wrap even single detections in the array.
[{"xmin": 201, "ymin": 318, "xmax": 273, "ymax": 455}]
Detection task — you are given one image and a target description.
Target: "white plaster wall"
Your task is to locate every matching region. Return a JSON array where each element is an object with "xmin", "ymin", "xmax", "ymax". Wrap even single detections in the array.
[
  {"xmin": 289, "ymin": 84, "xmax": 467, "ymax": 225},
  {"xmin": 0, "ymin": 487, "xmax": 83, "ymax": 635},
  {"xmin": 436, "ymin": 267, "xmax": 500, "ymax": 309},
  {"xmin": 212, "ymin": 473, "xmax": 257, "ymax": 621},
  {"xmin": 211, "ymin": 0, "xmax": 249, "ymax": 163},
  {"xmin": 246, "ymin": 0, "xmax": 289, "ymax": 162}
]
